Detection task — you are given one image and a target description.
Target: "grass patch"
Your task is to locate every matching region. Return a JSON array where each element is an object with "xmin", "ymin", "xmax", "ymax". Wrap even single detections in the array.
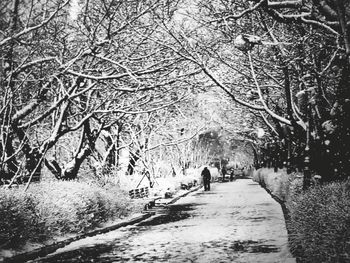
[{"xmin": 0, "ymin": 181, "xmax": 140, "ymax": 249}]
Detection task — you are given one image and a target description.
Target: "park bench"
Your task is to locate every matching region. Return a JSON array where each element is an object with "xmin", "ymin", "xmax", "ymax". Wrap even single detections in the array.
[
  {"xmin": 128, "ymin": 186, "xmax": 163, "ymax": 210},
  {"xmin": 129, "ymin": 186, "xmax": 150, "ymax": 199}
]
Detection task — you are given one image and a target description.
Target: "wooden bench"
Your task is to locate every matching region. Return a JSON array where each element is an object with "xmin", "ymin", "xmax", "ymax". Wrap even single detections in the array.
[{"xmin": 129, "ymin": 186, "xmax": 150, "ymax": 199}]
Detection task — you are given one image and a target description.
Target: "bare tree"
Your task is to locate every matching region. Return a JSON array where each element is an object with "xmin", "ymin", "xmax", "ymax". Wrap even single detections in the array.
[
  {"xmin": 0, "ymin": 0, "xmax": 198, "ymax": 185},
  {"xmin": 157, "ymin": 0, "xmax": 350, "ymax": 183}
]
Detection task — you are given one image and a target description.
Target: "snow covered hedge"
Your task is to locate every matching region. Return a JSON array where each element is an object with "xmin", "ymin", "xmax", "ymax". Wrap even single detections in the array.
[
  {"xmin": 253, "ymin": 168, "xmax": 350, "ymax": 262},
  {"xmin": 0, "ymin": 181, "xmax": 139, "ymax": 249}
]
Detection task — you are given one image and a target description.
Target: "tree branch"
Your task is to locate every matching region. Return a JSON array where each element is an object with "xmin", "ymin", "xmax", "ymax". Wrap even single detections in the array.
[
  {"xmin": 202, "ymin": 66, "xmax": 265, "ymax": 111},
  {"xmin": 0, "ymin": 0, "xmax": 70, "ymax": 46}
]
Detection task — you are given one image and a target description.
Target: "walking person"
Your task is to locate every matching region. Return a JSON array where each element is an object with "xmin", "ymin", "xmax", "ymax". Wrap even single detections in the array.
[
  {"xmin": 201, "ymin": 167, "xmax": 211, "ymax": 191},
  {"xmin": 221, "ymin": 166, "xmax": 227, "ymax": 182}
]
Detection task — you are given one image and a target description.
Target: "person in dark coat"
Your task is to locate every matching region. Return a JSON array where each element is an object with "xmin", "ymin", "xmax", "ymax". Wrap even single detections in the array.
[
  {"xmin": 221, "ymin": 166, "xmax": 227, "ymax": 182},
  {"xmin": 201, "ymin": 167, "xmax": 211, "ymax": 191}
]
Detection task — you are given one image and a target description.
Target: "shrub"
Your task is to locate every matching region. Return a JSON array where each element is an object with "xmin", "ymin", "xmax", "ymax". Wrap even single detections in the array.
[
  {"xmin": 288, "ymin": 181, "xmax": 350, "ymax": 262},
  {"xmin": 0, "ymin": 189, "xmax": 44, "ymax": 248},
  {"xmin": 252, "ymin": 168, "xmax": 350, "ymax": 261},
  {"xmin": 253, "ymin": 167, "xmax": 304, "ymax": 200},
  {"xmin": 0, "ymin": 180, "xmax": 138, "ymax": 248},
  {"xmin": 31, "ymin": 181, "xmax": 133, "ymax": 235}
]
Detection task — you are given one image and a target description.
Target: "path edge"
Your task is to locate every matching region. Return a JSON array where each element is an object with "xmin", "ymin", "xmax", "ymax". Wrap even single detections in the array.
[
  {"xmin": 1, "ymin": 185, "xmax": 203, "ymax": 263},
  {"xmin": 1, "ymin": 213, "xmax": 154, "ymax": 263},
  {"xmin": 255, "ymin": 181, "xmax": 299, "ymax": 262}
]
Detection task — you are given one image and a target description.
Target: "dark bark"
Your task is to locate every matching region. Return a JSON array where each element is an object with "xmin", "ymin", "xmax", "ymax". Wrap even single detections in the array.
[
  {"xmin": 44, "ymin": 158, "xmax": 62, "ymax": 179},
  {"xmin": 251, "ymin": 144, "xmax": 260, "ymax": 168},
  {"xmin": 283, "ymin": 66, "xmax": 298, "ymax": 129},
  {"xmin": 0, "ymin": 0, "xmax": 20, "ymax": 182},
  {"xmin": 126, "ymin": 149, "xmax": 140, "ymax": 176},
  {"xmin": 0, "ymin": 118, "xmax": 19, "ymax": 182},
  {"xmin": 102, "ymin": 128, "xmax": 116, "ymax": 170},
  {"xmin": 61, "ymin": 147, "xmax": 92, "ymax": 180},
  {"xmin": 127, "ymin": 136, "xmax": 149, "ymax": 176},
  {"xmin": 11, "ymin": 120, "xmax": 43, "ymax": 181},
  {"xmin": 330, "ymin": 61, "xmax": 350, "ymax": 180},
  {"xmin": 115, "ymin": 123, "xmax": 122, "ymax": 167},
  {"xmin": 45, "ymin": 120, "xmax": 103, "ymax": 180}
]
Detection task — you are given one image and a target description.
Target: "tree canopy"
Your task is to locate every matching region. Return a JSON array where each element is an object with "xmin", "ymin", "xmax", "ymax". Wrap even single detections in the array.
[{"xmin": 1, "ymin": 0, "xmax": 349, "ymax": 187}]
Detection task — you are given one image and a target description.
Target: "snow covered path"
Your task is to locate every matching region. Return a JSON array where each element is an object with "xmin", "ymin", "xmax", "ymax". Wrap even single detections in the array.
[{"xmin": 32, "ymin": 179, "xmax": 295, "ymax": 263}]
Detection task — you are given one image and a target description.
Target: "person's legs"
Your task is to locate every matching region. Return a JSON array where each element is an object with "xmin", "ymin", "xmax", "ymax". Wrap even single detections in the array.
[
  {"xmin": 204, "ymin": 180, "xmax": 208, "ymax": 191},
  {"xmin": 207, "ymin": 182, "xmax": 210, "ymax": 191}
]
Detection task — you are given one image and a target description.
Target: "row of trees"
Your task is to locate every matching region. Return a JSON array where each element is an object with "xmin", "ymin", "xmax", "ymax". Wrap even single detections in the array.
[
  {"xmin": 2, "ymin": 0, "xmax": 349, "ymax": 188},
  {"xmin": 0, "ymin": 0, "xmax": 204, "ymax": 186},
  {"xmin": 153, "ymin": 0, "xmax": 350, "ymax": 187}
]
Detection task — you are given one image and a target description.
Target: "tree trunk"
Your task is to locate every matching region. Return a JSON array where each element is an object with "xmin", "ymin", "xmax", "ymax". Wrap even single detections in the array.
[
  {"xmin": 126, "ymin": 149, "xmax": 140, "ymax": 175},
  {"xmin": 331, "ymin": 62, "xmax": 350, "ymax": 180},
  {"xmin": 0, "ymin": 130, "xmax": 19, "ymax": 182},
  {"xmin": 61, "ymin": 146, "xmax": 92, "ymax": 180},
  {"xmin": 45, "ymin": 120, "xmax": 103, "ymax": 180},
  {"xmin": 115, "ymin": 123, "xmax": 122, "ymax": 167},
  {"xmin": 102, "ymin": 129, "xmax": 116, "ymax": 170},
  {"xmin": 23, "ymin": 148, "xmax": 43, "ymax": 182},
  {"xmin": 11, "ymin": 122, "xmax": 44, "ymax": 182}
]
